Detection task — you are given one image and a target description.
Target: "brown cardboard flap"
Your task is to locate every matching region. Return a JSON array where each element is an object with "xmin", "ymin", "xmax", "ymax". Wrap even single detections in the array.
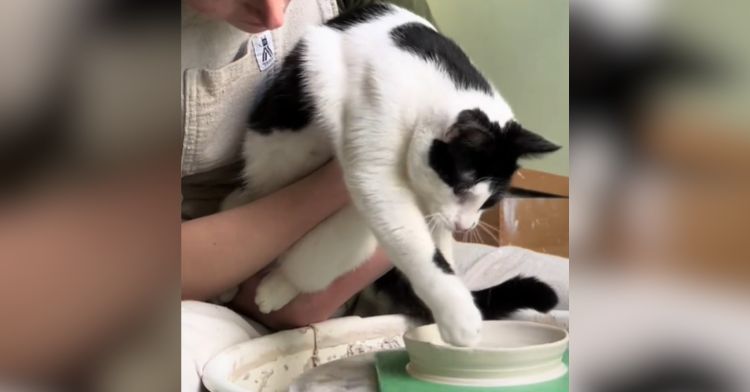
[
  {"xmin": 511, "ymin": 169, "xmax": 569, "ymax": 197},
  {"xmin": 496, "ymin": 198, "xmax": 569, "ymax": 258},
  {"xmin": 457, "ymin": 198, "xmax": 569, "ymax": 258}
]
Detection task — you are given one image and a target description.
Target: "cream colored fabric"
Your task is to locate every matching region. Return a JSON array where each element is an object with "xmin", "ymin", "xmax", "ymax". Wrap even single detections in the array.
[
  {"xmin": 181, "ymin": 300, "xmax": 269, "ymax": 392},
  {"xmin": 181, "ymin": 0, "xmax": 339, "ymax": 219}
]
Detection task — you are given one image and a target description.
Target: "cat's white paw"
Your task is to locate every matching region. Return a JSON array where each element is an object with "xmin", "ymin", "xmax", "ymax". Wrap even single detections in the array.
[
  {"xmin": 435, "ymin": 304, "xmax": 483, "ymax": 347},
  {"xmin": 254, "ymin": 271, "xmax": 299, "ymax": 314}
]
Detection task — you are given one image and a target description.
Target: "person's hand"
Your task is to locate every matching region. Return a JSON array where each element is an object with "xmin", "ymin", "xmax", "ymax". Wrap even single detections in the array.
[
  {"xmin": 186, "ymin": 0, "xmax": 292, "ymax": 32},
  {"xmin": 231, "ymin": 248, "xmax": 392, "ymax": 330}
]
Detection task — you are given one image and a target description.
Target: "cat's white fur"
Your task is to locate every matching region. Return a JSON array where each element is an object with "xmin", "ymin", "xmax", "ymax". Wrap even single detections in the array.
[{"xmin": 224, "ymin": 7, "xmax": 514, "ymax": 346}]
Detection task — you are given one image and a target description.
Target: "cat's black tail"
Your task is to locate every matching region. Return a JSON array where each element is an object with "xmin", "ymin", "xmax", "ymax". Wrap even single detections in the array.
[
  {"xmin": 372, "ymin": 270, "xmax": 559, "ymax": 321},
  {"xmin": 473, "ymin": 275, "xmax": 559, "ymax": 319}
]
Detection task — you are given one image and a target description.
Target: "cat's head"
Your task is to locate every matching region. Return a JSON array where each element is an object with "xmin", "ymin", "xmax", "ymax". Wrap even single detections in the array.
[{"xmin": 412, "ymin": 108, "xmax": 560, "ymax": 232}]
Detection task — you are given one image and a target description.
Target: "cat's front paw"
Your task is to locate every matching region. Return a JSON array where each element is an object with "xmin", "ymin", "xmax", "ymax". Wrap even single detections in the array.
[
  {"xmin": 434, "ymin": 303, "xmax": 483, "ymax": 347},
  {"xmin": 254, "ymin": 271, "xmax": 299, "ymax": 314}
]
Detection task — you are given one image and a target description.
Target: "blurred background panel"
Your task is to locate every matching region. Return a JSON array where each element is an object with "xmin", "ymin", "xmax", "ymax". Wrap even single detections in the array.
[
  {"xmin": 0, "ymin": 0, "xmax": 181, "ymax": 390},
  {"xmin": 570, "ymin": 0, "xmax": 749, "ymax": 391},
  {"xmin": 570, "ymin": 0, "xmax": 750, "ymax": 281}
]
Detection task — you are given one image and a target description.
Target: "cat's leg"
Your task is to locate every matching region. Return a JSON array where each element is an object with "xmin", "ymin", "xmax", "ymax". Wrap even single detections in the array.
[
  {"xmin": 433, "ymin": 227, "xmax": 456, "ymax": 271},
  {"xmin": 253, "ymin": 268, "xmax": 300, "ymax": 314},
  {"xmin": 343, "ymin": 163, "xmax": 482, "ymax": 346},
  {"xmin": 255, "ymin": 205, "xmax": 378, "ymax": 313}
]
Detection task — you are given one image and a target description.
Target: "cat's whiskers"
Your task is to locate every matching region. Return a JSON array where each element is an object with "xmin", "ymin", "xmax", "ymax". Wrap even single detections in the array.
[
  {"xmin": 430, "ymin": 218, "xmax": 439, "ymax": 235},
  {"xmin": 426, "ymin": 213, "xmax": 452, "ymax": 232},
  {"xmin": 436, "ymin": 213, "xmax": 451, "ymax": 228},
  {"xmin": 474, "ymin": 225, "xmax": 490, "ymax": 244},
  {"xmin": 477, "ymin": 222, "xmax": 498, "ymax": 242},
  {"xmin": 475, "ymin": 229, "xmax": 485, "ymax": 244},
  {"xmin": 478, "ymin": 221, "xmax": 499, "ymax": 235},
  {"xmin": 425, "ymin": 213, "xmax": 448, "ymax": 236},
  {"xmin": 426, "ymin": 216, "xmax": 437, "ymax": 235},
  {"xmin": 470, "ymin": 228, "xmax": 481, "ymax": 244}
]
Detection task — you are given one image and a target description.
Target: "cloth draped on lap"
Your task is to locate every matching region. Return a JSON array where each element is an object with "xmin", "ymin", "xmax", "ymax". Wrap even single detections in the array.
[{"xmin": 455, "ymin": 243, "xmax": 569, "ymax": 310}]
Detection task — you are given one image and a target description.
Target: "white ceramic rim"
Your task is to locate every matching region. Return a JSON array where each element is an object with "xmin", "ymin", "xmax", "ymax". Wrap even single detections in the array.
[
  {"xmin": 202, "ymin": 343, "xmax": 252, "ymax": 392},
  {"xmin": 405, "ymin": 362, "xmax": 568, "ymax": 387},
  {"xmin": 202, "ymin": 315, "xmax": 415, "ymax": 392},
  {"xmin": 403, "ymin": 320, "xmax": 569, "ymax": 353}
]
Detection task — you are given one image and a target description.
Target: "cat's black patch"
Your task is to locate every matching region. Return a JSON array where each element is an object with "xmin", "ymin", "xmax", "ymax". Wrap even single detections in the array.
[
  {"xmin": 473, "ymin": 275, "xmax": 558, "ymax": 319},
  {"xmin": 373, "ymin": 272, "xmax": 558, "ymax": 323},
  {"xmin": 326, "ymin": 3, "xmax": 394, "ymax": 31},
  {"xmin": 373, "ymin": 269, "xmax": 433, "ymax": 321},
  {"xmin": 391, "ymin": 23, "xmax": 492, "ymax": 94},
  {"xmin": 429, "ymin": 109, "xmax": 560, "ymax": 210},
  {"xmin": 433, "ymin": 249, "xmax": 454, "ymax": 274},
  {"xmin": 248, "ymin": 42, "xmax": 313, "ymax": 134}
]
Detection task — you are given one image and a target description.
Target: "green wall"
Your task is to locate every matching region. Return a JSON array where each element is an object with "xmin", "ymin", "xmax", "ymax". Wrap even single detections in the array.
[{"xmin": 427, "ymin": 0, "xmax": 569, "ymax": 176}]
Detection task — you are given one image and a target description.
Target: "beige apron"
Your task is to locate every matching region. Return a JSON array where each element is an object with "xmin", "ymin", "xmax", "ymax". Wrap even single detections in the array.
[{"xmin": 181, "ymin": 0, "xmax": 338, "ymax": 219}]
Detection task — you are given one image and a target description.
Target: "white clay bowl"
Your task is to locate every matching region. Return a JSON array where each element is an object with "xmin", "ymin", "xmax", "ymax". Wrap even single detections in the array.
[{"xmin": 403, "ymin": 320, "xmax": 569, "ymax": 387}]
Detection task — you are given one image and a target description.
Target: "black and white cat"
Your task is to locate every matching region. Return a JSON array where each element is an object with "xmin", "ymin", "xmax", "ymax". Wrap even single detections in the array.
[{"xmin": 224, "ymin": 3, "xmax": 560, "ymax": 346}]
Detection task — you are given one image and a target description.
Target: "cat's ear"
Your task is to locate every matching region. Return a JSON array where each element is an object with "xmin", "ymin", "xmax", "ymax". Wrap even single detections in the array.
[
  {"xmin": 505, "ymin": 121, "xmax": 560, "ymax": 158},
  {"xmin": 445, "ymin": 124, "xmax": 494, "ymax": 149},
  {"xmin": 444, "ymin": 109, "xmax": 495, "ymax": 149}
]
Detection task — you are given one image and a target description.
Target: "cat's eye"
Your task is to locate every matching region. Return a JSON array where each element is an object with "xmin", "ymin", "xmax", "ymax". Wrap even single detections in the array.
[
  {"xmin": 480, "ymin": 199, "xmax": 496, "ymax": 210},
  {"xmin": 480, "ymin": 194, "xmax": 501, "ymax": 210},
  {"xmin": 452, "ymin": 179, "xmax": 474, "ymax": 196}
]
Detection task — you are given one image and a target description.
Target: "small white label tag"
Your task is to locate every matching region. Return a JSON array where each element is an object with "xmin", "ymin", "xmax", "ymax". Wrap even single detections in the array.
[{"xmin": 252, "ymin": 31, "xmax": 276, "ymax": 72}]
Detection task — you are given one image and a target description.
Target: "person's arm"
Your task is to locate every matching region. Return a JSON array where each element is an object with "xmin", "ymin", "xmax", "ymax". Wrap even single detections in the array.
[
  {"xmin": 231, "ymin": 248, "xmax": 392, "ymax": 330},
  {"xmin": 181, "ymin": 161, "xmax": 349, "ymax": 300}
]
